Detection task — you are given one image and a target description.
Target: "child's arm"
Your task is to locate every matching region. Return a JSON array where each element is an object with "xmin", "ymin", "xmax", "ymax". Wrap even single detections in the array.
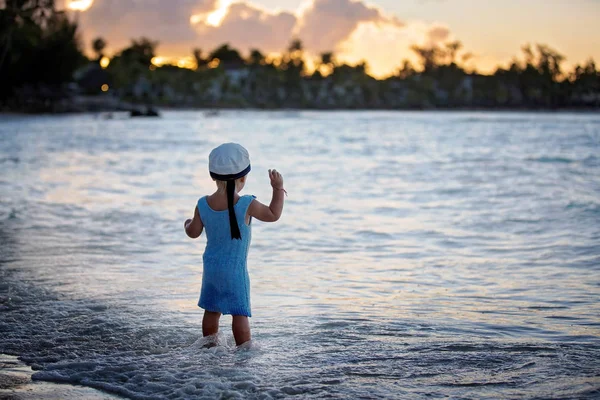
[
  {"xmin": 248, "ymin": 169, "xmax": 285, "ymax": 222},
  {"xmin": 184, "ymin": 207, "xmax": 204, "ymax": 238}
]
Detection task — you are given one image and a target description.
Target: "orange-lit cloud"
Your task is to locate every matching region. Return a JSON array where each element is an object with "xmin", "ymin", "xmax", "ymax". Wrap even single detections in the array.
[
  {"xmin": 73, "ymin": 0, "xmax": 216, "ymax": 56},
  {"xmin": 338, "ymin": 21, "xmax": 454, "ymax": 77},
  {"xmin": 190, "ymin": 1, "xmax": 297, "ymax": 53},
  {"xmin": 191, "ymin": 0, "xmax": 233, "ymax": 27},
  {"xmin": 295, "ymin": 0, "xmax": 405, "ymax": 53},
  {"xmin": 67, "ymin": 0, "xmax": 94, "ymax": 11},
  {"xmin": 69, "ymin": 0, "xmax": 454, "ymax": 77},
  {"xmin": 427, "ymin": 25, "xmax": 450, "ymax": 43}
]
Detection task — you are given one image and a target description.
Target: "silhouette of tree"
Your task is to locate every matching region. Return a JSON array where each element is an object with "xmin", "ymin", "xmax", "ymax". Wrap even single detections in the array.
[
  {"xmin": 570, "ymin": 58, "xmax": 599, "ymax": 107},
  {"xmin": 248, "ymin": 49, "xmax": 265, "ymax": 66},
  {"xmin": 445, "ymin": 40, "xmax": 462, "ymax": 65},
  {"xmin": 2, "ymin": 13, "xmax": 600, "ymax": 112},
  {"xmin": 279, "ymin": 39, "xmax": 305, "ymax": 105},
  {"xmin": 411, "ymin": 44, "xmax": 443, "ymax": 72},
  {"xmin": 0, "ymin": 0, "xmax": 85, "ymax": 102},
  {"xmin": 397, "ymin": 59, "xmax": 416, "ymax": 79},
  {"xmin": 209, "ymin": 44, "xmax": 244, "ymax": 67},
  {"xmin": 283, "ymin": 38, "xmax": 305, "ymax": 73},
  {"xmin": 118, "ymin": 37, "xmax": 158, "ymax": 66},
  {"xmin": 316, "ymin": 51, "xmax": 335, "ymax": 77},
  {"xmin": 509, "ymin": 43, "xmax": 566, "ymax": 107},
  {"xmin": 92, "ymin": 37, "xmax": 106, "ymax": 61},
  {"xmin": 288, "ymin": 39, "xmax": 303, "ymax": 53},
  {"xmin": 354, "ymin": 61, "xmax": 368, "ymax": 75},
  {"xmin": 193, "ymin": 48, "xmax": 207, "ymax": 69},
  {"xmin": 535, "ymin": 44, "xmax": 564, "ymax": 80},
  {"xmin": 320, "ymin": 52, "xmax": 333, "ymax": 66},
  {"xmin": 522, "ymin": 44, "xmax": 535, "ymax": 66},
  {"xmin": 0, "ymin": 0, "xmax": 57, "ymax": 72}
]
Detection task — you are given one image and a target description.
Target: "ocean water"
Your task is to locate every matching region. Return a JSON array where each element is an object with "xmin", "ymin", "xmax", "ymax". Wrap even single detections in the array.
[{"xmin": 0, "ymin": 111, "xmax": 599, "ymax": 399}]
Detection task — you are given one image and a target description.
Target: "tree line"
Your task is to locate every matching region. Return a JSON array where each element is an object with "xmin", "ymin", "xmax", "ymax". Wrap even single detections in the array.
[{"xmin": 1, "ymin": 0, "xmax": 599, "ymax": 111}]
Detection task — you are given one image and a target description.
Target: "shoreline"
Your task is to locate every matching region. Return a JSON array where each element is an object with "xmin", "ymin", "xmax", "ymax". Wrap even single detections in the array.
[
  {"xmin": 1, "ymin": 107, "xmax": 599, "ymax": 117},
  {"xmin": 0, "ymin": 354, "xmax": 123, "ymax": 400},
  {"xmin": 1, "ymin": 94, "xmax": 599, "ymax": 115}
]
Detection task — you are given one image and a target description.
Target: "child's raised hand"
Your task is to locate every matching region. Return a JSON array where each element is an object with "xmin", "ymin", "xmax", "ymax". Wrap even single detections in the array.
[
  {"xmin": 268, "ymin": 169, "xmax": 284, "ymax": 190},
  {"xmin": 248, "ymin": 169, "xmax": 286, "ymax": 223}
]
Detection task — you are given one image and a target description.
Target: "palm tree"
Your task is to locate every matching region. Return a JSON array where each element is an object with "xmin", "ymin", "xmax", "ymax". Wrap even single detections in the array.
[
  {"xmin": 248, "ymin": 49, "xmax": 265, "ymax": 66},
  {"xmin": 92, "ymin": 37, "xmax": 106, "ymax": 60},
  {"xmin": 320, "ymin": 52, "xmax": 334, "ymax": 67},
  {"xmin": 316, "ymin": 51, "xmax": 335, "ymax": 77},
  {"xmin": 284, "ymin": 38, "xmax": 304, "ymax": 73},
  {"xmin": 445, "ymin": 40, "xmax": 462, "ymax": 65},
  {"xmin": 288, "ymin": 39, "xmax": 302, "ymax": 53}
]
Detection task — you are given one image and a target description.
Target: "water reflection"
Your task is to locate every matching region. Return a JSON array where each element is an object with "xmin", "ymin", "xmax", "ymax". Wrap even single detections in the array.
[{"xmin": 0, "ymin": 111, "xmax": 599, "ymax": 398}]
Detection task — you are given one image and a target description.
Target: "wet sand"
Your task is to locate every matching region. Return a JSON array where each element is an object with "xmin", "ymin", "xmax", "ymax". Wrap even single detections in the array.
[{"xmin": 0, "ymin": 354, "xmax": 121, "ymax": 400}]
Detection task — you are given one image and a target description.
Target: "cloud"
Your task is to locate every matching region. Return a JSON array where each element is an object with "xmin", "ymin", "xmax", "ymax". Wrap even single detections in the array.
[
  {"xmin": 426, "ymin": 25, "xmax": 450, "ymax": 43},
  {"xmin": 74, "ymin": 0, "xmax": 217, "ymax": 55},
  {"xmin": 337, "ymin": 21, "xmax": 454, "ymax": 77},
  {"xmin": 295, "ymin": 0, "xmax": 405, "ymax": 53},
  {"xmin": 70, "ymin": 0, "xmax": 453, "ymax": 76},
  {"xmin": 72, "ymin": 0, "xmax": 411, "ymax": 56},
  {"xmin": 191, "ymin": 2, "xmax": 297, "ymax": 53},
  {"xmin": 189, "ymin": 0, "xmax": 405, "ymax": 54}
]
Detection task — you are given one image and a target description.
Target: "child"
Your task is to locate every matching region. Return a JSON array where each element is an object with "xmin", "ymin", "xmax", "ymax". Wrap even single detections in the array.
[{"xmin": 184, "ymin": 143, "xmax": 285, "ymax": 346}]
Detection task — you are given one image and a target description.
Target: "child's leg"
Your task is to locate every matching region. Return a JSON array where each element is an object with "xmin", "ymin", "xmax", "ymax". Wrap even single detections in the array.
[
  {"xmin": 202, "ymin": 311, "xmax": 221, "ymax": 336},
  {"xmin": 232, "ymin": 316, "xmax": 251, "ymax": 346}
]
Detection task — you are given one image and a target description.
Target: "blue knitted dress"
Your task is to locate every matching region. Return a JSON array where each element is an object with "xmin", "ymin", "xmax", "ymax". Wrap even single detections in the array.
[{"xmin": 197, "ymin": 194, "xmax": 255, "ymax": 317}]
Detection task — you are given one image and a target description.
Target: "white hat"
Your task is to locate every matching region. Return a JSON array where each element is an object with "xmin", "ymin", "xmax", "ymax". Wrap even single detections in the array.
[{"xmin": 209, "ymin": 143, "xmax": 251, "ymax": 180}]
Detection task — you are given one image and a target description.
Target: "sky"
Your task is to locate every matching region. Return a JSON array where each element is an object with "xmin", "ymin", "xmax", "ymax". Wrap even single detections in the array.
[{"xmin": 64, "ymin": 0, "xmax": 600, "ymax": 78}]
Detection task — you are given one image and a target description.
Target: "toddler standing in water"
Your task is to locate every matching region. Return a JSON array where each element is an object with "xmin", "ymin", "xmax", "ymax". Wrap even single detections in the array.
[{"xmin": 184, "ymin": 143, "xmax": 285, "ymax": 346}]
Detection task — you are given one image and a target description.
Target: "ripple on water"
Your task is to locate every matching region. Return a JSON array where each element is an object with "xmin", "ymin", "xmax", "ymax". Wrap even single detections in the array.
[{"xmin": 1, "ymin": 111, "xmax": 599, "ymax": 398}]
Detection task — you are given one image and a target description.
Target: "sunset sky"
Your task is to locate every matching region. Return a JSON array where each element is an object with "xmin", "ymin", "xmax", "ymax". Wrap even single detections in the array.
[{"xmin": 65, "ymin": 0, "xmax": 600, "ymax": 78}]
